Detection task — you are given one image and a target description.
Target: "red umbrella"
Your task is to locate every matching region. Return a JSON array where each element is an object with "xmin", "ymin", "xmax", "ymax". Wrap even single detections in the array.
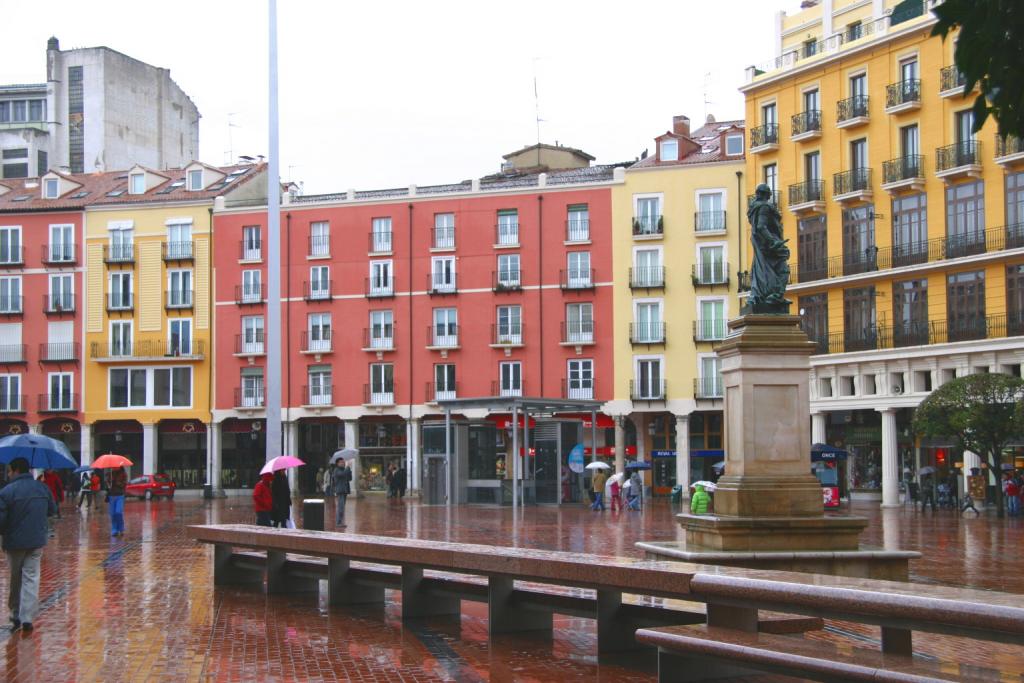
[{"xmin": 91, "ymin": 453, "xmax": 133, "ymax": 469}]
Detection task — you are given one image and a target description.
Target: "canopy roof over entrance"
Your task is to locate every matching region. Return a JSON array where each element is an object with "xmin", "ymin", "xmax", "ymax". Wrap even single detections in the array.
[{"xmin": 436, "ymin": 396, "xmax": 602, "ymax": 416}]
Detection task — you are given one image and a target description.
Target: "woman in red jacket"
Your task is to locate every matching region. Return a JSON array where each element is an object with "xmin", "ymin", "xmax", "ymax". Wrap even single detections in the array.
[{"xmin": 253, "ymin": 473, "xmax": 274, "ymax": 526}]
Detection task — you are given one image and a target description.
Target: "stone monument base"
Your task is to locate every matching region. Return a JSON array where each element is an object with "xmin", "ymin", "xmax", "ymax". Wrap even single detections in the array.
[{"xmin": 679, "ymin": 511, "xmax": 868, "ymax": 552}]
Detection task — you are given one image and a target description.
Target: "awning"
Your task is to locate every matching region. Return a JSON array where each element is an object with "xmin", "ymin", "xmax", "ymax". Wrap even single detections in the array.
[
  {"xmin": 487, "ymin": 414, "xmax": 537, "ymax": 429},
  {"xmin": 555, "ymin": 412, "xmax": 615, "ymax": 428}
]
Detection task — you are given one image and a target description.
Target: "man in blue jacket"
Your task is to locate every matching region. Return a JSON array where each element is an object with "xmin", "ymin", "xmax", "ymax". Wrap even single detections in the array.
[{"xmin": 0, "ymin": 458, "xmax": 57, "ymax": 633}]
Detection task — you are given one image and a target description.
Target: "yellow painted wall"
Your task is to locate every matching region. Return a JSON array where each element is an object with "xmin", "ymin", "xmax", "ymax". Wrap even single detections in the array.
[{"xmin": 84, "ymin": 202, "xmax": 213, "ymax": 425}]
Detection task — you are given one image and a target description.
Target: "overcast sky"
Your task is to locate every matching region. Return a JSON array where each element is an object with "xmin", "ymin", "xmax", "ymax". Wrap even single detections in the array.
[{"xmin": 3, "ymin": 0, "xmax": 801, "ymax": 193}]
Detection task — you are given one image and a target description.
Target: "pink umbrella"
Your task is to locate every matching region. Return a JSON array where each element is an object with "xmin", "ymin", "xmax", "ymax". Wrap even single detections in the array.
[{"xmin": 260, "ymin": 455, "xmax": 305, "ymax": 475}]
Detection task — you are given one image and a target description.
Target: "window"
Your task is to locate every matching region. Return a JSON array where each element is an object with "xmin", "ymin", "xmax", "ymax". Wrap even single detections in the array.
[
  {"xmin": 369, "ymin": 363, "xmax": 394, "ymax": 404},
  {"xmin": 496, "ymin": 305, "xmax": 522, "ymax": 344},
  {"xmin": 698, "ymin": 356, "xmax": 722, "ymax": 398},
  {"xmin": 49, "ymin": 273, "xmax": 73, "ymax": 311},
  {"xmin": 634, "ymin": 301, "xmax": 662, "ymax": 342},
  {"xmin": 168, "ymin": 270, "xmax": 192, "ymax": 307},
  {"xmin": 697, "ymin": 299, "xmax": 726, "ymax": 341},
  {"xmin": 696, "ymin": 191, "xmax": 725, "ymax": 231},
  {"xmin": 892, "ymin": 193, "xmax": 928, "ymax": 266},
  {"xmin": 847, "ymin": 21, "xmax": 863, "ymax": 41},
  {"xmin": 368, "ymin": 260, "xmax": 391, "ymax": 295},
  {"xmin": 566, "ymin": 251, "xmax": 591, "ymax": 288},
  {"xmin": 0, "ymin": 226, "xmax": 20, "ymax": 264},
  {"xmin": 240, "ymin": 370, "xmax": 265, "ymax": 407},
  {"xmin": 310, "ymin": 221, "xmax": 330, "ymax": 257},
  {"xmin": 799, "ymin": 294, "xmax": 828, "ymax": 352},
  {"xmin": 804, "ymin": 151, "xmax": 821, "ymax": 182},
  {"xmin": 497, "ymin": 209, "xmax": 519, "ymax": 246},
  {"xmin": 567, "ymin": 359, "xmax": 593, "ymax": 399},
  {"xmin": 635, "ymin": 196, "xmax": 661, "ymax": 234},
  {"xmin": 633, "ymin": 248, "xmax": 661, "ymax": 287},
  {"xmin": 849, "ymin": 73, "xmax": 867, "ymax": 108},
  {"xmin": 635, "ymin": 359, "xmax": 663, "ymax": 399},
  {"xmin": 109, "ymin": 368, "xmax": 146, "ymax": 408},
  {"xmin": 44, "ymin": 178, "xmax": 59, "ymax": 199},
  {"xmin": 843, "ymin": 287, "xmax": 877, "ymax": 350},
  {"xmin": 763, "ymin": 164, "xmax": 778, "ymax": 195},
  {"xmin": 369, "ymin": 310, "xmax": 394, "ymax": 349},
  {"xmin": 431, "ymin": 256, "xmax": 456, "ymax": 292},
  {"xmin": 242, "ymin": 226, "xmax": 262, "ymax": 260},
  {"xmin": 46, "ymin": 320, "xmax": 72, "ymax": 361},
  {"xmin": 851, "ymin": 138, "xmax": 868, "ymax": 171},
  {"xmin": 900, "ymin": 124, "xmax": 920, "ymax": 158},
  {"xmin": 797, "ymin": 216, "xmax": 827, "ymax": 282},
  {"xmin": 434, "ymin": 213, "xmax": 455, "ymax": 249},
  {"xmin": 761, "ymin": 102, "xmax": 777, "ymax": 126},
  {"xmin": 371, "ymin": 217, "xmax": 392, "ymax": 253},
  {"xmin": 49, "ymin": 224, "xmax": 73, "ymax": 262},
  {"xmin": 169, "ymin": 319, "xmax": 192, "ymax": 355},
  {"xmin": 110, "ymin": 321, "xmax": 132, "ymax": 357},
  {"xmin": 893, "ymin": 279, "xmax": 928, "ymax": 346},
  {"xmin": 802, "ymin": 38, "xmax": 818, "ymax": 58},
  {"xmin": 109, "ymin": 224, "xmax": 133, "ymax": 261},
  {"xmin": 432, "ymin": 308, "xmax": 458, "ymax": 347},
  {"xmin": 0, "ymin": 375, "xmax": 20, "ymax": 412},
  {"xmin": 900, "ymin": 58, "xmax": 919, "ymax": 84},
  {"xmin": 947, "ymin": 271, "xmax": 986, "ymax": 341},
  {"xmin": 434, "ymin": 364, "xmax": 456, "ymax": 400},
  {"xmin": 566, "ymin": 303, "xmax": 593, "ymax": 343},
  {"xmin": 0, "ymin": 276, "xmax": 20, "ymax": 314},
  {"xmin": 188, "ymin": 169, "xmax": 203, "ymax": 191},
  {"xmin": 129, "ymin": 173, "xmax": 145, "ymax": 195},
  {"xmin": 307, "ymin": 312, "xmax": 331, "ymax": 352},
  {"xmin": 1007, "ymin": 265, "xmax": 1024, "ymax": 334},
  {"xmin": 48, "ymin": 373, "xmax": 73, "ymax": 411},
  {"xmin": 725, "ymin": 134, "xmax": 743, "ymax": 156},
  {"xmin": 307, "ymin": 365, "xmax": 332, "ymax": 405},
  {"xmin": 241, "ymin": 316, "xmax": 264, "ymax": 354},
  {"xmin": 309, "ymin": 265, "xmax": 331, "ymax": 300},
  {"xmin": 499, "ymin": 361, "xmax": 522, "ymax": 397},
  {"xmin": 37, "ymin": 151, "xmax": 47, "ymax": 178},
  {"xmin": 242, "ymin": 269, "xmax": 262, "ymax": 302},
  {"xmin": 841, "ymin": 206, "xmax": 876, "ymax": 274},
  {"xmin": 152, "ymin": 367, "xmax": 192, "ymax": 407},
  {"xmin": 955, "ymin": 109, "xmax": 975, "ymax": 145},
  {"xmin": 696, "ymin": 245, "xmax": 726, "ymax": 283},
  {"xmin": 946, "ymin": 180, "xmax": 985, "ymax": 257},
  {"xmin": 567, "ymin": 204, "xmax": 589, "ymax": 241},
  {"xmin": 167, "ymin": 222, "xmax": 192, "ymax": 259},
  {"xmin": 497, "ymin": 253, "xmax": 521, "ymax": 288},
  {"xmin": 0, "ymin": 102, "xmax": 7, "ymax": 122},
  {"xmin": 803, "ymin": 88, "xmax": 820, "ymax": 114},
  {"xmin": 660, "ymin": 139, "xmax": 679, "ymax": 162}
]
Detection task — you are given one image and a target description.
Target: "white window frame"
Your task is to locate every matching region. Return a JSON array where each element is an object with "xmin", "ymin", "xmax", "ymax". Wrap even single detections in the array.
[
  {"xmin": 660, "ymin": 139, "xmax": 679, "ymax": 161},
  {"xmin": 497, "ymin": 254, "xmax": 521, "ymax": 288},
  {"xmin": 566, "ymin": 359, "xmax": 594, "ymax": 400},
  {"xmin": 369, "ymin": 363, "xmax": 394, "ymax": 404},
  {"xmin": 695, "ymin": 189, "xmax": 727, "ymax": 232},
  {"xmin": 633, "ymin": 355, "xmax": 664, "ymax": 400},
  {"xmin": 434, "ymin": 363, "xmax": 457, "ymax": 401},
  {"xmin": 369, "ymin": 310, "xmax": 394, "ymax": 349},
  {"xmin": 496, "ymin": 305, "xmax": 522, "ymax": 344},
  {"xmin": 47, "ymin": 372, "xmax": 73, "ymax": 411},
  {"xmin": 431, "ymin": 256, "xmax": 456, "ymax": 293},
  {"xmin": 151, "ymin": 367, "xmax": 193, "ymax": 408},
  {"xmin": 434, "ymin": 213, "xmax": 455, "ymax": 249},
  {"xmin": 496, "ymin": 210, "xmax": 519, "ymax": 246},
  {"xmin": 499, "ymin": 361, "xmax": 522, "ymax": 397},
  {"xmin": 307, "ymin": 312, "xmax": 332, "ymax": 352},
  {"xmin": 166, "ymin": 221, "xmax": 193, "ymax": 259},
  {"xmin": 0, "ymin": 226, "xmax": 21, "ymax": 265},
  {"xmin": 108, "ymin": 221, "xmax": 134, "ymax": 262},
  {"xmin": 49, "ymin": 273, "xmax": 73, "ymax": 312},
  {"xmin": 760, "ymin": 101, "xmax": 778, "ymax": 126},
  {"xmin": 307, "ymin": 366, "xmax": 333, "ymax": 405},
  {"xmin": 566, "ymin": 251, "xmax": 592, "ymax": 288},
  {"xmin": 725, "ymin": 134, "xmax": 744, "ymax": 156},
  {"xmin": 369, "ymin": 260, "xmax": 392, "ymax": 296},
  {"xmin": 110, "ymin": 320, "xmax": 133, "ymax": 357},
  {"xmin": 632, "ymin": 298, "xmax": 663, "ymax": 343},
  {"xmin": 632, "ymin": 246, "xmax": 663, "ymax": 287},
  {"xmin": 43, "ymin": 178, "xmax": 59, "ymax": 199},
  {"xmin": 565, "ymin": 303, "xmax": 594, "ymax": 343},
  {"xmin": 696, "ymin": 296, "xmax": 728, "ymax": 341},
  {"xmin": 310, "ymin": 221, "xmax": 330, "ymax": 257},
  {"xmin": 0, "ymin": 374, "xmax": 21, "ymax": 412},
  {"xmin": 432, "ymin": 307, "xmax": 458, "ymax": 347},
  {"xmin": 241, "ymin": 316, "xmax": 265, "ymax": 354},
  {"xmin": 242, "ymin": 225, "xmax": 262, "ymax": 261},
  {"xmin": 168, "ymin": 318, "xmax": 193, "ymax": 356},
  {"xmin": 695, "ymin": 242, "xmax": 728, "ymax": 284},
  {"xmin": 566, "ymin": 205, "xmax": 590, "ymax": 242},
  {"xmin": 697, "ymin": 353, "xmax": 724, "ymax": 399},
  {"xmin": 129, "ymin": 173, "xmax": 145, "ymax": 195},
  {"xmin": 187, "ymin": 169, "xmax": 203, "ymax": 191},
  {"xmin": 240, "ymin": 372, "xmax": 265, "ymax": 407},
  {"xmin": 167, "ymin": 269, "xmax": 193, "ymax": 308},
  {"xmin": 632, "ymin": 193, "xmax": 663, "ymax": 235},
  {"xmin": 309, "ymin": 265, "xmax": 331, "ymax": 300},
  {"xmin": 108, "ymin": 367, "xmax": 146, "ymax": 409},
  {"xmin": 242, "ymin": 269, "xmax": 262, "ymax": 303},
  {"xmin": 371, "ymin": 217, "xmax": 392, "ymax": 253},
  {"xmin": 49, "ymin": 223, "xmax": 74, "ymax": 262},
  {"xmin": 0, "ymin": 276, "xmax": 21, "ymax": 314}
]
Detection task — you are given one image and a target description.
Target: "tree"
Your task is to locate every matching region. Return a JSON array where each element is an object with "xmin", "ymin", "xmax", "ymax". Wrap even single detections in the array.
[
  {"xmin": 913, "ymin": 374, "xmax": 1024, "ymax": 517},
  {"xmin": 932, "ymin": 0, "xmax": 1024, "ymax": 138}
]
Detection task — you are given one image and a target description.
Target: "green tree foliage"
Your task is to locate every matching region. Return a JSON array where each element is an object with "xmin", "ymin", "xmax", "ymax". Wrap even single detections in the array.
[
  {"xmin": 913, "ymin": 374, "xmax": 1024, "ymax": 517},
  {"xmin": 932, "ymin": 0, "xmax": 1024, "ymax": 138}
]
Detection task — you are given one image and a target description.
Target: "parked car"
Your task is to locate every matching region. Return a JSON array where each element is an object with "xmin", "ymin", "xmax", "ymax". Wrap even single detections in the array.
[{"xmin": 126, "ymin": 474, "xmax": 177, "ymax": 500}]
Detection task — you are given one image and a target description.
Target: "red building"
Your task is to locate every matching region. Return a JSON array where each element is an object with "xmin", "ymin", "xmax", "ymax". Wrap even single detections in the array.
[{"xmin": 212, "ymin": 151, "xmax": 623, "ymax": 500}]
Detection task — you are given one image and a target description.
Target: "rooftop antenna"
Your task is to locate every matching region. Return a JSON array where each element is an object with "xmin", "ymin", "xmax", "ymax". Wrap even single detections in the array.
[
  {"xmin": 533, "ymin": 58, "xmax": 546, "ymax": 166},
  {"xmin": 703, "ymin": 72, "xmax": 714, "ymax": 121},
  {"xmin": 226, "ymin": 112, "xmax": 240, "ymax": 164}
]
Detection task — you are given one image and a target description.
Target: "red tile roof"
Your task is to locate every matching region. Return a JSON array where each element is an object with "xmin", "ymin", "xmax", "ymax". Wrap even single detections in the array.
[{"xmin": 631, "ymin": 119, "xmax": 746, "ymax": 169}]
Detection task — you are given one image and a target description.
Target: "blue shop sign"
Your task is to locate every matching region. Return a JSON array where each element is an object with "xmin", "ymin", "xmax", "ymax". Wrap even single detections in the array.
[
  {"xmin": 650, "ymin": 450, "xmax": 676, "ymax": 458},
  {"xmin": 692, "ymin": 449, "xmax": 725, "ymax": 458}
]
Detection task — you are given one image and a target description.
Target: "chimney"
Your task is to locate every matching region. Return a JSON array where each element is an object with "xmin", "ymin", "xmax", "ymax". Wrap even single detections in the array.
[
  {"xmin": 672, "ymin": 115, "xmax": 691, "ymax": 138},
  {"xmin": 47, "ymin": 36, "xmax": 60, "ymax": 52}
]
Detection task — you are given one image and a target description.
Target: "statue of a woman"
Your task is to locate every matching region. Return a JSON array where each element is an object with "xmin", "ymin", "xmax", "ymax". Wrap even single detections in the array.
[{"xmin": 746, "ymin": 183, "xmax": 791, "ymax": 312}]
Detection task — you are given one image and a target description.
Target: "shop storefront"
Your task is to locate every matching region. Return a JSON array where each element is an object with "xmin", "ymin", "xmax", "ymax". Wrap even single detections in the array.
[
  {"xmin": 158, "ymin": 419, "xmax": 206, "ymax": 489},
  {"xmin": 220, "ymin": 418, "xmax": 265, "ymax": 490},
  {"xmin": 39, "ymin": 418, "xmax": 81, "ymax": 463},
  {"xmin": 825, "ymin": 409, "xmax": 915, "ymax": 498},
  {"xmin": 297, "ymin": 418, "xmax": 343, "ymax": 494},
  {"xmin": 93, "ymin": 420, "xmax": 143, "ymax": 469},
  {"xmin": 689, "ymin": 411, "xmax": 725, "ymax": 486},
  {"xmin": 648, "ymin": 414, "xmax": 675, "ymax": 496},
  {"xmin": 358, "ymin": 419, "xmax": 406, "ymax": 492}
]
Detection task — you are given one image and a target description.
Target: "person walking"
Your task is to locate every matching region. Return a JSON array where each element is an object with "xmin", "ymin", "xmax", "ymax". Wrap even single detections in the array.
[
  {"xmin": 314, "ymin": 468, "xmax": 326, "ymax": 497},
  {"xmin": 331, "ymin": 460, "xmax": 352, "ymax": 527},
  {"xmin": 590, "ymin": 469, "xmax": 608, "ymax": 511},
  {"xmin": 40, "ymin": 470, "xmax": 64, "ymax": 519},
  {"xmin": 0, "ymin": 458, "xmax": 57, "ymax": 634},
  {"xmin": 609, "ymin": 475, "xmax": 622, "ymax": 512},
  {"xmin": 108, "ymin": 466, "xmax": 127, "ymax": 537},
  {"xmin": 690, "ymin": 484, "xmax": 711, "ymax": 515},
  {"xmin": 395, "ymin": 465, "xmax": 407, "ymax": 499},
  {"xmin": 385, "ymin": 464, "xmax": 396, "ymax": 499},
  {"xmin": 253, "ymin": 472, "xmax": 274, "ymax": 527},
  {"xmin": 77, "ymin": 471, "xmax": 94, "ymax": 510},
  {"xmin": 920, "ymin": 474, "xmax": 936, "ymax": 512},
  {"xmin": 271, "ymin": 471, "xmax": 291, "ymax": 528},
  {"xmin": 1005, "ymin": 474, "xmax": 1020, "ymax": 516},
  {"xmin": 625, "ymin": 471, "xmax": 642, "ymax": 511}
]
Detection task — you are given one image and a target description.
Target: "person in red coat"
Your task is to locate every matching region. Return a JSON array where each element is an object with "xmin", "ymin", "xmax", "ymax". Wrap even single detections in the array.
[
  {"xmin": 253, "ymin": 473, "xmax": 274, "ymax": 527},
  {"xmin": 40, "ymin": 471, "xmax": 64, "ymax": 519}
]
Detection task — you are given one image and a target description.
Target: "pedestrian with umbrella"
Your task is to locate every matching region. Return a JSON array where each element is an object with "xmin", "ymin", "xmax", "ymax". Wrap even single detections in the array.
[
  {"xmin": 261, "ymin": 455, "xmax": 305, "ymax": 528},
  {"xmin": 585, "ymin": 461, "xmax": 610, "ymax": 511},
  {"xmin": 0, "ymin": 433, "xmax": 74, "ymax": 634},
  {"xmin": 330, "ymin": 456, "xmax": 353, "ymax": 527},
  {"xmin": 91, "ymin": 454, "xmax": 133, "ymax": 537}
]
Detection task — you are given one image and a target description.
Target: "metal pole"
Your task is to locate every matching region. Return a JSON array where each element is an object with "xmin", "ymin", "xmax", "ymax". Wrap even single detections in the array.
[
  {"xmin": 590, "ymin": 409, "xmax": 598, "ymax": 466},
  {"xmin": 511, "ymin": 405, "xmax": 519, "ymax": 512},
  {"xmin": 444, "ymin": 407, "xmax": 451, "ymax": 506},
  {"xmin": 523, "ymin": 408, "xmax": 530, "ymax": 507},
  {"xmin": 265, "ymin": 0, "xmax": 282, "ymax": 462}
]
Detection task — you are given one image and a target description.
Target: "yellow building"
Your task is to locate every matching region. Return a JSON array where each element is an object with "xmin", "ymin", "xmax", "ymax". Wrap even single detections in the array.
[
  {"xmin": 741, "ymin": 0, "xmax": 1024, "ymax": 506},
  {"xmin": 82, "ymin": 162, "xmax": 265, "ymax": 487},
  {"xmin": 609, "ymin": 115, "xmax": 746, "ymax": 496}
]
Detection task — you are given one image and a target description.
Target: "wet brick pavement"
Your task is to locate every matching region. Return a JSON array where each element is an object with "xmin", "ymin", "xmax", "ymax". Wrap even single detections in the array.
[{"xmin": 1, "ymin": 494, "xmax": 1022, "ymax": 681}]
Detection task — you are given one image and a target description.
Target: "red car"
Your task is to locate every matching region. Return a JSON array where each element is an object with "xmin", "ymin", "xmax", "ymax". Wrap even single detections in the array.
[{"xmin": 126, "ymin": 474, "xmax": 177, "ymax": 500}]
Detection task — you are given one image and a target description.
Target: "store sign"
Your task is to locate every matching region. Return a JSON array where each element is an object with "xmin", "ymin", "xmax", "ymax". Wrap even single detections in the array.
[
  {"xmin": 584, "ymin": 446, "xmax": 637, "ymax": 456},
  {"xmin": 567, "ymin": 444, "xmax": 585, "ymax": 473},
  {"xmin": 650, "ymin": 450, "xmax": 676, "ymax": 458}
]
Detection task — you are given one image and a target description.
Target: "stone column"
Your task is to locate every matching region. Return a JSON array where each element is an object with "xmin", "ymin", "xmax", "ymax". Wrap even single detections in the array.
[
  {"xmin": 614, "ymin": 416, "xmax": 625, "ymax": 473},
  {"xmin": 811, "ymin": 412, "xmax": 827, "ymax": 445},
  {"xmin": 210, "ymin": 422, "xmax": 222, "ymax": 494},
  {"xmin": 879, "ymin": 408, "xmax": 899, "ymax": 508},
  {"xmin": 142, "ymin": 423, "xmax": 156, "ymax": 475},
  {"xmin": 285, "ymin": 421, "xmax": 299, "ymax": 494},
  {"xmin": 408, "ymin": 418, "xmax": 420, "ymax": 494},
  {"xmin": 28, "ymin": 424, "xmax": 40, "ymax": 434},
  {"xmin": 345, "ymin": 420, "xmax": 360, "ymax": 498},
  {"xmin": 675, "ymin": 414, "xmax": 690, "ymax": 500},
  {"xmin": 80, "ymin": 423, "xmax": 93, "ymax": 466}
]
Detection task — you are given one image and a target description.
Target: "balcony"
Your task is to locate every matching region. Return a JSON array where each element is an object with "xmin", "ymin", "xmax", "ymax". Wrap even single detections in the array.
[
  {"xmin": 812, "ymin": 314, "xmax": 1024, "ymax": 356},
  {"xmin": 0, "ymin": 344, "xmax": 26, "ymax": 363},
  {"xmin": 749, "ymin": 124, "xmax": 779, "ymax": 153},
  {"xmin": 0, "ymin": 396, "xmax": 25, "ymax": 414},
  {"xmin": 239, "ymin": 241, "xmax": 262, "ymax": 262},
  {"xmin": 790, "ymin": 110, "xmax": 822, "ymax": 141},
  {"xmin": 629, "ymin": 322, "xmax": 665, "ymax": 345},
  {"xmin": 939, "ymin": 65, "xmax": 967, "ymax": 98},
  {"xmin": 305, "ymin": 280, "xmax": 333, "ymax": 302},
  {"xmin": 364, "ymin": 383, "xmax": 396, "ymax": 406},
  {"xmin": 426, "ymin": 325, "xmax": 459, "ymax": 350},
  {"xmin": 363, "ymin": 326, "xmax": 395, "ymax": 352},
  {"xmin": 632, "ymin": 215, "xmax": 663, "ymax": 238},
  {"xmin": 885, "ymin": 79, "xmax": 921, "ymax": 114},
  {"xmin": 881, "ymin": 155, "xmax": 925, "ymax": 193},
  {"xmin": 560, "ymin": 320, "xmax": 594, "ymax": 346},
  {"xmin": 0, "ymin": 246, "xmax": 24, "ymax": 267},
  {"xmin": 788, "ymin": 179, "xmax": 826, "ymax": 214},
  {"xmin": 795, "ymin": 260, "xmax": 827, "ymax": 284},
  {"xmin": 694, "ymin": 376, "xmax": 723, "ymax": 400},
  {"xmin": 426, "ymin": 382, "xmax": 459, "ymax": 403},
  {"xmin": 629, "ymin": 266, "xmax": 665, "ymax": 290},
  {"xmin": 301, "ymin": 330, "xmax": 332, "ymax": 355},
  {"xmin": 630, "ymin": 379, "xmax": 666, "ymax": 402},
  {"xmin": 693, "ymin": 319, "xmax": 726, "ymax": 342},
  {"xmin": 41, "ymin": 244, "xmax": 76, "ymax": 265},
  {"xmin": 995, "ymin": 135, "xmax": 1024, "ymax": 166},
  {"xmin": 432, "ymin": 226, "xmax": 455, "ymax": 250},
  {"xmin": 427, "ymin": 272, "xmax": 457, "ymax": 296},
  {"xmin": 831, "ymin": 327, "xmax": 881, "ymax": 353},
  {"xmin": 691, "ymin": 263, "xmax": 729, "ymax": 287},
  {"xmin": 90, "ymin": 339, "xmax": 205, "ymax": 361},
  {"xmin": 303, "ymin": 384, "xmax": 334, "ymax": 408},
  {"xmin": 566, "ymin": 219, "xmax": 590, "ymax": 243},
  {"xmin": 492, "ymin": 269, "xmax": 522, "ymax": 292},
  {"xmin": 559, "ymin": 268, "xmax": 594, "ymax": 291},
  {"xmin": 936, "ymin": 317, "xmax": 990, "ymax": 344},
  {"xmin": 165, "ymin": 289, "xmax": 193, "ymax": 310},
  {"xmin": 44, "ymin": 293, "xmax": 75, "ymax": 314},
  {"xmin": 162, "ymin": 241, "xmax": 194, "ymax": 261},
  {"xmin": 836, "ymin": 95, "xmax": 869, "ymax": 128},
  {"xmin": 492, "ymin": 380, "xmax": 524, "ymax": 399},
  {"xmin": 39, "ymin": 342, "xmax": 78, "ymax": 362},
  {"xmin": 562, "ymin": 378, "xmax": 594, "ymax": 401},
  {"xmin": 365, "ymin": 277, "xmax": 394, "ymax": 298},
  {"xmin": 103, "ymin": 244, "xmax": 135, "ymax": 265},
  {"xmin": 1010, "ymin": 312, "xmax": 1024, "ymax": 338},
  {"xmin": 235, "ymin": 387, "xmax": 265, "ymax": 410},
  {"xmin": 0, "ymin": 296, "xmax": 24, "ymax": 316},
  {"xmin": 369, "ymin": 231, "xmax": 392, "ymax": 255},
  {"xmin": 490, "ymin": 323, "xmax": 524, "ymax": 348},
  {"xmin": 494, "ymin": 223, "xmax": 519, "ymax": 248},
  {"xmin": 944, "ymin": 230, "xmax": 987, "ymax": 259},
  {"xmin": 308, "ymin": 235, "xmax": 330, "ymax": 258},
  {"xmin": 737, "ymin": 270, "xmax": 751, "ymax": 293},
  {"xmin": 892, "ymin": 321, "xmax": 931, "ymax": 348},
  {"xmin": 235, "ymin": 284, "xmax": 264, "ymax": 305},
  {"xmin": 935, "ymin": 141, "xmax": 982, "ymax": 181},
  {"xmin": 39, "ymin": 393, "xmax": 78, "ymax": 413},
  {"xmin": 234, "ymin": 334, "xmax": 265, "ymax": 356},
  {"xmin": 695, "ymin": 211, "xmax": 726, "ymax": 234},
  {"xmin": 833, "ymin": 168, "xmax": 873, "ymax": 203},
  {"xmin": 839, "ymin": 246, "xmax": 879, "ymax": 276}
]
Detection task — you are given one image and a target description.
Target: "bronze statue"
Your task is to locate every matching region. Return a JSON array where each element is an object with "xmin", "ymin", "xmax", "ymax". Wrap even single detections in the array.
[{"xmin": 745, "ymin": 183, "xmax": 791, "ymax": 313}]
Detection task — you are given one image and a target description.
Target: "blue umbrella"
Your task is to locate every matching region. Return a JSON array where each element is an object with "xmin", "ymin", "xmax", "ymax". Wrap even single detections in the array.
[
  {"xmin": 0, "ymin": 433, "xmax": 78, "ymax": 470},
  {"xmin": 625, "ymin": 461, "xmax": 652, "ymax": 470}
]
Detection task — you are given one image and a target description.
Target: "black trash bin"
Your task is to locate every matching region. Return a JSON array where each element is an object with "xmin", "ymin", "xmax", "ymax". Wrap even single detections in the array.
[{"xmin": 302, "ymin": 499, "xmax": 325, "ymax": 531}]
